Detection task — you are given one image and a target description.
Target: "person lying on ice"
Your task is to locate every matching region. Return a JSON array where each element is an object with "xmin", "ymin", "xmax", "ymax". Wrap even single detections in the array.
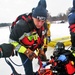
[{"xmin": 43, "ymin": 42, "xmax": 75, "ymax": 75}]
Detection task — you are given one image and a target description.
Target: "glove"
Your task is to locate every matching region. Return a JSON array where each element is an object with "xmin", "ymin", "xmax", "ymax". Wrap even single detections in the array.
[
  {"xmin": 58, "ymin": 55, "xmax": 67, "ymax": 62},
  {"xmin": 24, "ymin": 48, "xmax": 37, "ymax": 60},
  {"xmin": 42, "ymin": 63, "xmax": 47, "ymax": 68},
  {"xmin": 0, "ymin": 43, "xmax": 14, "ymax": 57},
  {"xmin": 38, "ymin": 50, "xmax": 48, "ymax": 61}
]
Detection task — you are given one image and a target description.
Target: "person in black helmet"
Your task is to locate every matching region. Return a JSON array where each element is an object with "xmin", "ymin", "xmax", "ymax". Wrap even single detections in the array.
[
  {"xmin": 53, "ymin": 42, "xmax": 75, "ymax": 75},
  {"xmin": 53, "ymin": 42, "xmax": 75, "ymax": 61},
  {"xmin": 53, "ymin": 42, "xmax": 65, "ymax": 58},
  {"xmin": 43, "ymin": 42, "xmax": 75, "ymax": 75}
]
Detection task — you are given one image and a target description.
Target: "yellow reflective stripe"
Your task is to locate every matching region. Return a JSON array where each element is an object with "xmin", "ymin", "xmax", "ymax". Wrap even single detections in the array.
[
  {"xmin": 10, "ymin": 42, "xmax": 27, "ymax": 53},
  {"xmin": 44, "ymin": 38, "xmax": 47, "ymax": 45},
  {"xmin": 73, "ymin": 53, "xmax": 75, "ymax": 56},
  {"xmin": 71, "ymin": 50, "xmax": 75, "ymax": 56},
  {"xmin": 11, "ymin": 42, "xmax": 19, "ymax": 47},
  {"xmin": 33, "ymin": 34, "xmax": 38, "ymax": 40},
  {"xmin": 18, "ymin": 46, "xmax": 27, "ymax": 53}
]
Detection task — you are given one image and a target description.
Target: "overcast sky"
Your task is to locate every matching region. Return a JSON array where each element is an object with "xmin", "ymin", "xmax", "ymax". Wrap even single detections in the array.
[{"xmin": 0, "ymin": 0, "xmax": 73, "ymax": 23}]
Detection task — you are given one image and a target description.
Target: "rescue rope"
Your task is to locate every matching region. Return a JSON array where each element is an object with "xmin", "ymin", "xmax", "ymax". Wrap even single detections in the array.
[{"xmin": 5, "ymin": 57, "xmax": 28, "ymax": 66}]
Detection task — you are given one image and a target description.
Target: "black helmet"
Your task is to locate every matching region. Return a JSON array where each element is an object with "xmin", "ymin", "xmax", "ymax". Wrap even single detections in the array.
[{"xmin": 55, "ymin": 42, "xmax": 65, "ymax": 51}]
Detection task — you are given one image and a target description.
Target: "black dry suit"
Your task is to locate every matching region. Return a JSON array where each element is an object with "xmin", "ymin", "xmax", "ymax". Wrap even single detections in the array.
[{"xmin": 53, "ymin": 49, "xmax": 75, "ymax": 75}]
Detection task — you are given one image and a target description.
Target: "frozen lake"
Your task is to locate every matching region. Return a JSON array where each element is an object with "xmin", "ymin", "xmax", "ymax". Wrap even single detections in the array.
[{"xmin": 0, "ymin": 22, "xmax": 70, "ymax": 75}]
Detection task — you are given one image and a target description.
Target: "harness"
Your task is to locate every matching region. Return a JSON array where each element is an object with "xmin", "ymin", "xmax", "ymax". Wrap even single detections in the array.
[
  {"xmin": 11, "ymin": 13, "xmax": 47, "ymax": 54},
  {"xmin": 11, "ymin": 13, "xmax": 46, "ymax": 50},
  {"xmin": 11, "ymin": 13, "xmax": 32, "ymax": 29},
  {"xmin": 20, "ymin": 26, "xmax": 46, "ymax": 50}
]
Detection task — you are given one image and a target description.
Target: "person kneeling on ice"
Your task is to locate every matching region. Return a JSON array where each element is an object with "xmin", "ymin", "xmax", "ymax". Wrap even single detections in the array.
[{"xmin": 8, "ymin": 0, "xmax": 48, "ymax": 75}]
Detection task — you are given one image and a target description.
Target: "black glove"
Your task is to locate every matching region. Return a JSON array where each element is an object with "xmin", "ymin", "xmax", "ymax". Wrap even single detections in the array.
[{"xmin": 0, "ymin": 43, "xmax": 14, "ymax": 57}]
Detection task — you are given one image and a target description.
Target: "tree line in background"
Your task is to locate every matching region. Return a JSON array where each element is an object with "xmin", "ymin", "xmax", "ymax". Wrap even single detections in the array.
[
  {"xmin": 0, "ymin": 23, "xmax": 11, "ymax": 27},
  {"xmin": 47, "ymin": 7, "xmax": 72, "ymax": 23}
]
